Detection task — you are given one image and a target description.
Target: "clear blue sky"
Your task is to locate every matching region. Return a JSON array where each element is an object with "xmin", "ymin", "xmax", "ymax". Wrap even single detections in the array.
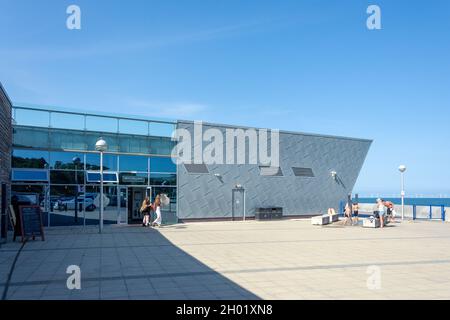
[{"xmin": 1, "ymin": 0, "xmax": 449, "ymax": 196}]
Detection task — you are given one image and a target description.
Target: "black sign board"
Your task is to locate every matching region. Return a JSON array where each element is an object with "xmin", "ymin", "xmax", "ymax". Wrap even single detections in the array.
[{"xmin": 19, "ymin": 205, "xmax": 45, "ymax": 242}]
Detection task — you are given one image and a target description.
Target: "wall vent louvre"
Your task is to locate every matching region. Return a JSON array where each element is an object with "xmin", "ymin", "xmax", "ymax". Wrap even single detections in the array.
[{"xmin": 292, "ymin": 167, "xmax": 315, "ymax": 177}]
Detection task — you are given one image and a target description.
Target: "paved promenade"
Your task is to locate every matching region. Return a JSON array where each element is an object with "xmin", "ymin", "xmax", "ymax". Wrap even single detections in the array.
[{"xmin": 1, "ymin": 219, "xmax": 450, "ymax": 300}]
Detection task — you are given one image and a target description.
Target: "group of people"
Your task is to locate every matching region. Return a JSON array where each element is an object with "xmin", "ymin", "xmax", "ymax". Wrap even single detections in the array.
[
  {"xmin": 140, "ymin": 195, "xmax": 162, "ymax": 227},
  {"xmin": 375, "ymin": 198, "xmax": 396, "ymax": 228},
  {"xmin": 343, "ymin": 199, "xmax": 396, "ymax": 228},
  {"xmin": 343, "ymin": 202, "xmax": 360, "ymax": 226}
]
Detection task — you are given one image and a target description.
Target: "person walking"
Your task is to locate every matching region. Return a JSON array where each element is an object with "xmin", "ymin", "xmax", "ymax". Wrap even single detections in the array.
[
  {"xmin": 152, "ymin": 195, "xmax": 162, "ymax": 227},
  {"xmin": 140, "ymin": 197, "xmax": 152, "ymax": 227},
  {"xmin": 377, "ymin": 198, "xmax": 386, "ymax": 228}
]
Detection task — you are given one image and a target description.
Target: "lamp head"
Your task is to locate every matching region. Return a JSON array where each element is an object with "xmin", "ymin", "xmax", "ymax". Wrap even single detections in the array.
[
  {"xmin": 398, "ymin": 165, "xmax": 406, "ymax": 173},
  {"xmin": 95, "ymin": 137, "xmax": 108, "ymax": 152}
]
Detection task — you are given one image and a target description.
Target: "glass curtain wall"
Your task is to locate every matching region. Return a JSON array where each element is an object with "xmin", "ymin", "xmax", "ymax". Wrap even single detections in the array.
[
  {"xmin": 12, "ymin": 105, "xmax": 178, "ymax": 227},
  {"xmin": 12, "ymin": 149, "xmax": 177, "ymax": 226}
]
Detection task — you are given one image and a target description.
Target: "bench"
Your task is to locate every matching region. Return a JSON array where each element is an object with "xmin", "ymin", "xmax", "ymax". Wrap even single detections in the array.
[
  {"xmin": 363, "ymin": 217, "xmax": 380, "ymax": 228},
  {"xmin": 363, "ymin": 216, "xmax": 389, "ymax": 228},
  {"xmin": 311, "ymin": 214, "xmax": 339, "ymax": 225}
]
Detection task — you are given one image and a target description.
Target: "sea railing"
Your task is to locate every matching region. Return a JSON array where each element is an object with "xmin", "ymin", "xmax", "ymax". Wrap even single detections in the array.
[{"xmin": 339, "ymin": 200, "xmax": 447, "ymax": 221}]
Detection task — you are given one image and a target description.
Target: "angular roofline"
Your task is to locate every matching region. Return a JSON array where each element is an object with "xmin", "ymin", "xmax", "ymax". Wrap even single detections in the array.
[
  {"xmin": 12, "ymin": 102, "xmax": 177, "ymax": 125},
  {"xmin": 9, "ymin": 102, "xmax": 372, "ymax": 143},
  {"xmin": 177, "ymin": 119, "xmax": 373, "ymax": 143}
]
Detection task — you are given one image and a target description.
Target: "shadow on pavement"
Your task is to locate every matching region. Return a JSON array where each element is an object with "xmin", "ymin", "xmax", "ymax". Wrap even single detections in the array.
[{"xmin": 0, "ymin": 225, "xmax": 260, "ymax": 300}]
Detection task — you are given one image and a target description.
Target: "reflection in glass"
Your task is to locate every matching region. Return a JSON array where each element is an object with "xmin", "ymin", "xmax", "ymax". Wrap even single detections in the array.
[
  {"xmin": 152, "ymin": 186, "xmax": 177, "ymax": 225},
  {"xmin": 13, "ymin": 127, "xmax": 50, "ymax": 149},
  {"xmin": 150, "ymin": 157, "xmax": 176, "ymax": 173},
  {"xmin": 149, "ymin": 137, "xmax": 175, "ymax": 155},
  {"xmin": 150, "ymin": 173, "xmax": 176, "ymax": 186},
  {"xmin": 49, "ymin": 151, "xmax": 85, "ymax": 170},
  {"xmin": 50, "ymin": 185, "xmax": 84, "ymax": 226},
  {"xmin": 85, "ymin": 132, "xmax": 120, "ymax": 152},
  {"xmin": 12, "ymin": 149, "xmax": 50, "ymax": 169},
  {"xmin": 84, "ymin": 185, "xmax": 118, "ymax": 225},
  {"xmin": 119, "ymin": 155, "xmax": 148, "ymax": 172},
  {"xmin": 49, "ymin": 129, "xmax": 87, "ymax": 150},
  {"xmin": 85, "ymin": 153, "xmax": 117, "ymax": 171},
  {"xmin": 11, "ymin": 184, "xmax": 48, "ymax": 226},
  {"xmin": 119, "ymin": 135, "xmax": 150, "ymax": 154},
  {"xmin": 50, "ymin": 170, "xmax": 84, "ymax": 185}
]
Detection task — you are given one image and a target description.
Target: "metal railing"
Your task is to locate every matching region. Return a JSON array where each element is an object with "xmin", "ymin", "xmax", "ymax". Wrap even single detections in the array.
[
  {"xmin": 412, "ymin": 204, "xmax": 446, "ymax": 221},
  {"xmin": 339, "ymin": 200, "xmax": 447, "ymax": 221}
]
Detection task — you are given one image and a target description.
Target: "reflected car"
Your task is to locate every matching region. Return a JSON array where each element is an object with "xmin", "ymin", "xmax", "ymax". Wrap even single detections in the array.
[{"xmin": 54, "ymin": 196, "xmax": 96, "ymax": 212}]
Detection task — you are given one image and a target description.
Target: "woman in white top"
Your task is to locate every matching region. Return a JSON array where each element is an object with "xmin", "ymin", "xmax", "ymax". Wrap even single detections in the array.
[
  {"xmin": 152, "ymin": 195, "xmax": 162, "ymax": 227},
  {"xmin": 377, "ymin": 198, "xmax": 386, "ymax": 228}
]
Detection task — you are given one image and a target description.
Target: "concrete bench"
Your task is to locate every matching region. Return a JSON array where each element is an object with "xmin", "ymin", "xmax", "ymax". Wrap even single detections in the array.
[
  {"xmin": 311, "ymin": 214, "xmax": 339, "ymax": 225},
  {"xmin": 363, "ymin": 216, "xmax": 390, "ymax": 228},
  {"xmin": 363, "ymin": 217, "xmax": 380, "ymax": 228},
  {"xmin": 329, "ymin": 214, "xmax": 339, "ymax": 223}
]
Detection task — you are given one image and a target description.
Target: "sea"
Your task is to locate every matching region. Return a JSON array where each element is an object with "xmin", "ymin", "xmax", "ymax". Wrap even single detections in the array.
[{"xmin": 354, "ymin": 198, "xmax": 450, "ymax": 207}]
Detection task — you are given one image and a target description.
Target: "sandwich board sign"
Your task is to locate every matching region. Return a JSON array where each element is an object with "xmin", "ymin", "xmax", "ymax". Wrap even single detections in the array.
[{"xmin": 19, "ymin": 205, "xmax": 45, "ymax": 242}]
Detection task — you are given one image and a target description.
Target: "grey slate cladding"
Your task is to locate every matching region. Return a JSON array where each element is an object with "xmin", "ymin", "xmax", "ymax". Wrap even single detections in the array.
[{"xmin": 176, "ymin": 120, "xmax": 371, "ymax": 219}]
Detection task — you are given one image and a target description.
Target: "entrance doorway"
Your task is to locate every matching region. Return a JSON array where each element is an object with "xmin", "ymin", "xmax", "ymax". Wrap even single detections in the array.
[
  {"xmin": 127, "ymin": 187, "xmax": 151, "ymax": 224},
  {"xmin": 232, "ymin": 187, "xmax": 246, "ymax": 221}
]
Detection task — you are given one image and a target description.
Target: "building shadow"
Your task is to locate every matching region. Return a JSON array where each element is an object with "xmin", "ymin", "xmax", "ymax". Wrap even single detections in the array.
[{"xmin": 1, "ymin": 225, "xmax": 261, "ymax": 300}]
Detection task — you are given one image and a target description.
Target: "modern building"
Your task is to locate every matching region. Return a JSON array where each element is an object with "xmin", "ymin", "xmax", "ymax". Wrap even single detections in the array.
[
  {"xmin": 0, "ymin": 83, "xmax": 13, "ymax": 242},
  {"xmin": 9, "ymin": 103, "xmax": 371, "ymax": 227}
]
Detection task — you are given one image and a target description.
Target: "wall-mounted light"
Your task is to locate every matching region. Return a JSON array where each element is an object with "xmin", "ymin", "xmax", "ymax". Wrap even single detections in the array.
[{"xmin": 331, "ymin": 171, "xmax": 337, "ymax": 180}]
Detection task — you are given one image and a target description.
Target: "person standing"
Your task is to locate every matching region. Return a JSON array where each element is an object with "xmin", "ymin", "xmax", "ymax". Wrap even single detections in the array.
[
  {"xmin": 377, "ymin": 198, "xmax": 386, "ymax": 228},
  {"xmin": 344, "ymin": 202, "xmax": 352, "ymax": 225},
  {"xmin": 352, "ymin": 202, "xmax": 359, "ymax": 225},
  {"xmin": 140, "ymin": 197, "xmax": 152, "ymax": 227},
  {"xmin": 152, "ymin": 195, "xmax": 162, "ymax": 227},
  {"xmin": 384, "ymin": 200, "xmax": 395, "ymax": 223}
]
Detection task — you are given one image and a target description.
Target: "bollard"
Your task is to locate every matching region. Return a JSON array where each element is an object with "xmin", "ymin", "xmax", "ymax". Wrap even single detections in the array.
[{"xmin": 413, "ymin": 205, "xmax": 416, "ymax": 220}]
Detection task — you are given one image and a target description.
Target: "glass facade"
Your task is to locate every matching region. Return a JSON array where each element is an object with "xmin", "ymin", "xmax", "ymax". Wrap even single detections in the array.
[{"xmin": 11, "ymin": 105, "xmax": 178, "ymax": 227}]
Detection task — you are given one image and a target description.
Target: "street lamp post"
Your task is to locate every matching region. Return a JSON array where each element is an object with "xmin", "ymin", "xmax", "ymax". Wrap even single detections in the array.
[
  {"xmin": 73, "ymin": 157, "xmax": 81, "ymax": 223},
  {"xmin": 95, "ymin": 138, "xmax": 108, "ymax": 233},
  {"xmin": 398, "ymin": 165, "xmax": 407, "ymax": 220}
]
